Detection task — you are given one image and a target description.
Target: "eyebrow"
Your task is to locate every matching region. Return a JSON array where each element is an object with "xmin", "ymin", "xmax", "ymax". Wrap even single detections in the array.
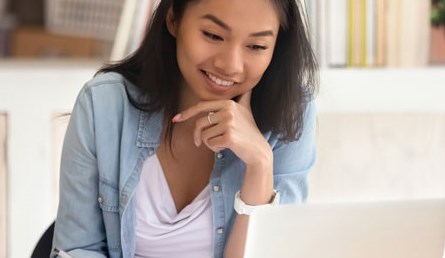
[{"xmin": 201, "ymin": 14, "xmax": 275, "ymax": 37}]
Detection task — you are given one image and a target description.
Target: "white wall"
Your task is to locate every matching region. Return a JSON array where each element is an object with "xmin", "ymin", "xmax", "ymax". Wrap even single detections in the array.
[
  {"xmin": 310, "ymin": 113, "xmax": 445, "ymax": 202},
  {"xmin": 309, "ymin": 68, "xmax": 445, "ymax": 202},
  {"xmin": 0, "ymin": 60, "xmax": 99, "ymax": 258}
]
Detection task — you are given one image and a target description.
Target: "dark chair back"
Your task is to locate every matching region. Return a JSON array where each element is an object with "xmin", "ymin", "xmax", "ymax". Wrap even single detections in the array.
[{"xmin": 31, "ymin": 221, "xmax": 55, "ymax": 258}]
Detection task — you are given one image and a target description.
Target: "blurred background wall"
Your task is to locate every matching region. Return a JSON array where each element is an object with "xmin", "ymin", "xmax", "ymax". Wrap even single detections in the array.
[{"xmin": 0, "ymin": 0, "xmax": 445, "ymax": 257}]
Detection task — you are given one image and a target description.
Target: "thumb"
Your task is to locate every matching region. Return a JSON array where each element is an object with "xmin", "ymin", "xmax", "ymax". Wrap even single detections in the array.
[{"xmin": 236, "ymin": 90, "xmax": 252, "ymax": 111}]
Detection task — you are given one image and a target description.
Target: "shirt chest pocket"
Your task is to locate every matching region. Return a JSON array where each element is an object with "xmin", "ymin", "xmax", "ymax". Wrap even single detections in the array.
[{"xmin": 98, "ymin": 179, "xmax": 122, "ymax": 253}]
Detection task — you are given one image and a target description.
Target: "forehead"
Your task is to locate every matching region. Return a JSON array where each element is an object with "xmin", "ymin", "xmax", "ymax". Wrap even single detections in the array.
[{"xmin": 183, "ymin": 0, "xmax": 281, "ymax": 31}]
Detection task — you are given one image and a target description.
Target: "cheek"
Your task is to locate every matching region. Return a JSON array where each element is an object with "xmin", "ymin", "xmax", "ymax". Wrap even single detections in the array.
[
  {"xmin": 248, "ymin": 56, "xmax": 273, "ymax": 82},
  {"xmin": 176, "ymin": 40, "xmax": 192, "ymax": 70},
  {"xmin": 176, "ymin": 48, "xmax": 202, "ymax": 88},
  {"xmin": 175, "ymin": 47, "xmax": 188, "ymax": 77},
  {"xmin": 177, "ymin": 33, "xmax": 209, "ymax": 66},
  {"xmin": 239, "ymin": 61, "xmax": 270, "ymax": 96}
]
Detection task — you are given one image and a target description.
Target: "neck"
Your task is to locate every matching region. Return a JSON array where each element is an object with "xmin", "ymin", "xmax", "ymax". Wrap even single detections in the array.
[
  {"xmin": 163, "ymin": 80, "xmax": 209, "ymax": 149},
  {"xmin": 161, "ymin": 116, "xmax": 212, "ymax": 157},
  {"xmin": 178, "ymin": 79, "xmax": 202, "ymax": 112}
]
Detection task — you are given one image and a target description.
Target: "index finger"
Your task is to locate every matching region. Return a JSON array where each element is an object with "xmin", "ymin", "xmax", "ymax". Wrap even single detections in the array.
[{"xmin": 172, "ymin": 100, "xmax": 227, "ymax": 123}]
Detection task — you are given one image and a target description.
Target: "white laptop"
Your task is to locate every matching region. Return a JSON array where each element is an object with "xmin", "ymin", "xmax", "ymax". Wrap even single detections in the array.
[{"xmin": 244, "ymin": 199, "xmax": 445, "ymax": 258}]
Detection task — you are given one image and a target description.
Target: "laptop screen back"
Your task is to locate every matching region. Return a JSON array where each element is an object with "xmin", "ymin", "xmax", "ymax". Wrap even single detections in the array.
[{"xmin": 244, "ymin": 199, "xmax": 445, "ymax": 258}]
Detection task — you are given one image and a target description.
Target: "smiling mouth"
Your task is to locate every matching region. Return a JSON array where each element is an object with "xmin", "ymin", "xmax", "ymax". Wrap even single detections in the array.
[{"xmin": 204, "ymin": 71, "xmax": 236, "ymax": 87}]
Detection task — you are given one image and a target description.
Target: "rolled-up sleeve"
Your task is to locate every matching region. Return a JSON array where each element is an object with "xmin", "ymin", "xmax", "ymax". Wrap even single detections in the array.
[
  {"xmin": 272, "ymin": 100, "xmax": 317, "ymax": 204},
  {"xmin": 51, "ymin": 85, "xmax": 108, "ymax": 258}
]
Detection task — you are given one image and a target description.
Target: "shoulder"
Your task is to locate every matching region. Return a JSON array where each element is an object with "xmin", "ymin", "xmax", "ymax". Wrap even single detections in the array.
[
  {"xmin": 303, "ymin": 99, "xmax": 316, "ymax": 126},
  {"xmin": 267, "ymin": 100, "xmax": 317, "ymax": 176},
  {"xmin": 78, "ymin": 72, "xmax": 144, "ymax": 109},
  {"xmin": 72, "ymin": 72, "xmax": 146, "ymax": 130},
  {"xmin": 267, "ymin": 100, "xmax": 317, "ymax": 146},
  {"xmin": 82, "ymin": 72, "xmax": 126, "ymax": 97}
]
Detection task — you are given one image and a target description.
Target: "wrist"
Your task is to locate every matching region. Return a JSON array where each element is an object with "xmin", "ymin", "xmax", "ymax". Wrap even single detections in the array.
[
  {"xmin": 245, "ymin": 148, "xmax": 273, "ymax": 172},
  {"xmin": 243, "ymin": 136, "xmax": 272, "ymax": 164}
]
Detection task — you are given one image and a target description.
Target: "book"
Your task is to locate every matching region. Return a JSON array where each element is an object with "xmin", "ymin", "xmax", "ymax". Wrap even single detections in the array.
[
  {"xmin": 110, "ymin": 0, "xmax": 138, "ymax": 61},
  {"xmin": 327, "ymin": 0, "xmax": 348, "ymax": 67},
  {"xmin": 126, "ymin": 0, "xmax": 154, "ymax": 56},
  {"xmin": 294, "ymin": 0, "xmax": 433, "ymax": 68},
  {"xmin": 0, "ymin": 0, "xmax": 6, "ymax": 17},
  {"xmin": 0, "ymin": 14, "xmax": 14, "ymax": 57},
  {"xmin": 316, "ymin": 0, "xmax": 328, "ymax": 67},
  {"xmin": 430, "ymin": 26, "xmax": 445, "ymax": 65},
  {"xmin": 298, "ymin": 0, "xmax": 311, "ymax": 39},
  {"xmin": 399, "ymin": 1, "xmax": 431, "ymax": 67},
  {"xmin": 366, "ymin": 0, "xmax": 376, "ymax": 66},
  {"xmin": 306, "ymin": 0, "xmax": 319, "ymax": 59},
  {"xmin": 374, "ymin": 0, "xmax": 386, "ymax": 66},
  {"xmin": 111, "ymin": 0, "xmax": 160, "ymax": 61},
  {"xmin": 0, "ymin": 31, "xmax": 6, "ymax": 57},
  {"xmin": 348, "ymin": 0, "xmax": 366, "ymax": 67},
  {"xmin": 386, "ymin": 0, "xmax": 401, "ymax": 67}
]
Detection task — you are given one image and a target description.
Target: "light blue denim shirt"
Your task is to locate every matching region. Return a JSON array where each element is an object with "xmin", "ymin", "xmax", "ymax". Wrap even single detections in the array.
[{"xmin": 51, "ymin": 72, "xmax": 316, "ymax": 258}]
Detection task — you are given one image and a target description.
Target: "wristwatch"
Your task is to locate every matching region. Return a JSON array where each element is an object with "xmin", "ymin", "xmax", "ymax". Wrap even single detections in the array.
[{"xmin": 234, "ymin": 190, "xmax": 280, "ymax": 216}]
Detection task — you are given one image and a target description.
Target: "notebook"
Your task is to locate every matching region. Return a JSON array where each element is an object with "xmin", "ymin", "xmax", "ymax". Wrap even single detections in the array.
[{"xmin": 244, "ymin": 199, "xmax": 445, "ymax": 258}]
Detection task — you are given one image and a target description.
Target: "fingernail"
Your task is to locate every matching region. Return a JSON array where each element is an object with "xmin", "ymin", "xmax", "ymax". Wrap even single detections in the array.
[
  {"xmin": 194, "ymin": 138, "xmax": 201, "ymax": 147},
  {"xmin": 172, "ymin": 114, "xmax": 181, "ymax": 123}
]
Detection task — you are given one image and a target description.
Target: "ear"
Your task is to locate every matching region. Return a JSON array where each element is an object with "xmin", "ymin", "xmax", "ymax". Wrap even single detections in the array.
[{"xmin": 166, "ymin": 7, "xmax": 177, "ymax": 37}]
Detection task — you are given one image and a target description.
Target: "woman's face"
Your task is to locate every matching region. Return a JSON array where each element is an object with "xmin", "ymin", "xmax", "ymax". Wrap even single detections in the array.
[{"xmin": 167, "ymin": 0, "xmax": 280, "ymax": 107}]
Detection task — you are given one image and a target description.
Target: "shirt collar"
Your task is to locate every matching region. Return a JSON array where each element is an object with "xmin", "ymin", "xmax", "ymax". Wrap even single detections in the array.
[{"xmin": 136, "ymin": 109, "xmax": 164, "ymax": 148}]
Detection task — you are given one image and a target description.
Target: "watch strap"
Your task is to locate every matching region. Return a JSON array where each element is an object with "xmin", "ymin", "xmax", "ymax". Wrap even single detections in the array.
[{"xmin": 234, "ymin": 190, "xmax": 280, "ymax": 216}]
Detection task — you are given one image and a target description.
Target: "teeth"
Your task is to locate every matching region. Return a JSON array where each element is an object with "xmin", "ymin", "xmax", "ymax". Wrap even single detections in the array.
[{"xmin": 206, "ymin": 72, "xmax": 234, "ymax": 87}]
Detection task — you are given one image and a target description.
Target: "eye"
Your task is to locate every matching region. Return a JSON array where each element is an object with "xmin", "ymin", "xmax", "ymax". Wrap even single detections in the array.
[
  {"xmin": 248, "ymin": 45, "xmax": 268, "ymax": 51},
  {"xmin": 202, "ymin": 31, "xmax": 223, "ymax": 41}
]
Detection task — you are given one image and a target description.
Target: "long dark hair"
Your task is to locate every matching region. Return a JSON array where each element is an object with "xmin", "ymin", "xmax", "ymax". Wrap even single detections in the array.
[{"xmin": 98, "ymin": 0, "xmax": 318, "ymax": 142}]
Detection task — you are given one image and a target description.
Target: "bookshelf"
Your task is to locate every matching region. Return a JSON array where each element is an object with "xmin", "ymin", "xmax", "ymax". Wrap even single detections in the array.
[
  {"xmin": 307, "ymin": 0, "xmax": 442, "ymax": 68},
  {"xmin": 0, "ymin": 0, "xmax": 122, "ymax": 60}
]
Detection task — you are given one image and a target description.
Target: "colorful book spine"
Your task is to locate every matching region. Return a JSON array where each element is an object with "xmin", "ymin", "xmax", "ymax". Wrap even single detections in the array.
[
  {"xmin": 300, "ymin": 0, "xmax": 433, "ymax": 68},
  {"xmin": 375, "ymin": 0, "xmax": 386, "ymax": 67},
  {"xmin": 386, "ymin": 0, "xmax": 401, "ymax": 67},
  {"xmin": 366, "ymin": 0, "xmax": 376, "ymax": 67},
  {"xmin": 327, "ymin": 0, "xmax": 348, "ymax": 67},
  {"xmin": 316, "ymin": 0, "xmax": 328, "ymax": 67}
]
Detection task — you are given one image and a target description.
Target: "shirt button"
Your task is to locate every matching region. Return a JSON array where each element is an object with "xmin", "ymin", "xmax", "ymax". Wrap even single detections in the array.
[
  {"xmin": 216, "ymin": 152, "xmax": 224, "ymax": 159},
  {"xmin": 213, "ymin": 185, "xmax": 220, "ymax": 192},
  {"xmin": 217, "ymin": 227, "xmax": 224, "ymax": 234},
  {"xmin": 97, "ymin": 196, "xmax": 103, "ymax": 203}
]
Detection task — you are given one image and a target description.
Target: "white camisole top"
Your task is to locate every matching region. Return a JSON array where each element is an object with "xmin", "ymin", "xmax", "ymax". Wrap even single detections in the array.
[{"xmin": 134, "ymin": 154, "xmax": 213, "ymax": 258}]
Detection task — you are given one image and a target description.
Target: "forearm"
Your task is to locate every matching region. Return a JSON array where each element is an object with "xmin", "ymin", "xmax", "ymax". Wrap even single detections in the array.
[{"xmin": 224, "ymin": 157, "xmax": 274, "ymax": 258}]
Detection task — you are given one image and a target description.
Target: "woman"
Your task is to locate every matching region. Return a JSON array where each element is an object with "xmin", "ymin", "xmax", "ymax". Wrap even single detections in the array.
[{"xmin": 51, "ymin": 0, "xmax": 318, "ymax": 257}]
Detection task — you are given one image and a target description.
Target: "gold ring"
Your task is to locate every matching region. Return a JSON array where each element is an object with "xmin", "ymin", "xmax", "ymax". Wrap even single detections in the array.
[{"xmin": 207, "ymin": 111, "xmax": 215, "ymax": 125}]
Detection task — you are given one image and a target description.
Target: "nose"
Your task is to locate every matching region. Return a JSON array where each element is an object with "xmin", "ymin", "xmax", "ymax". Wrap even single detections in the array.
[{"xmin": 213, "ymin": 45, "xmax": 243, "ymax": 76}]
